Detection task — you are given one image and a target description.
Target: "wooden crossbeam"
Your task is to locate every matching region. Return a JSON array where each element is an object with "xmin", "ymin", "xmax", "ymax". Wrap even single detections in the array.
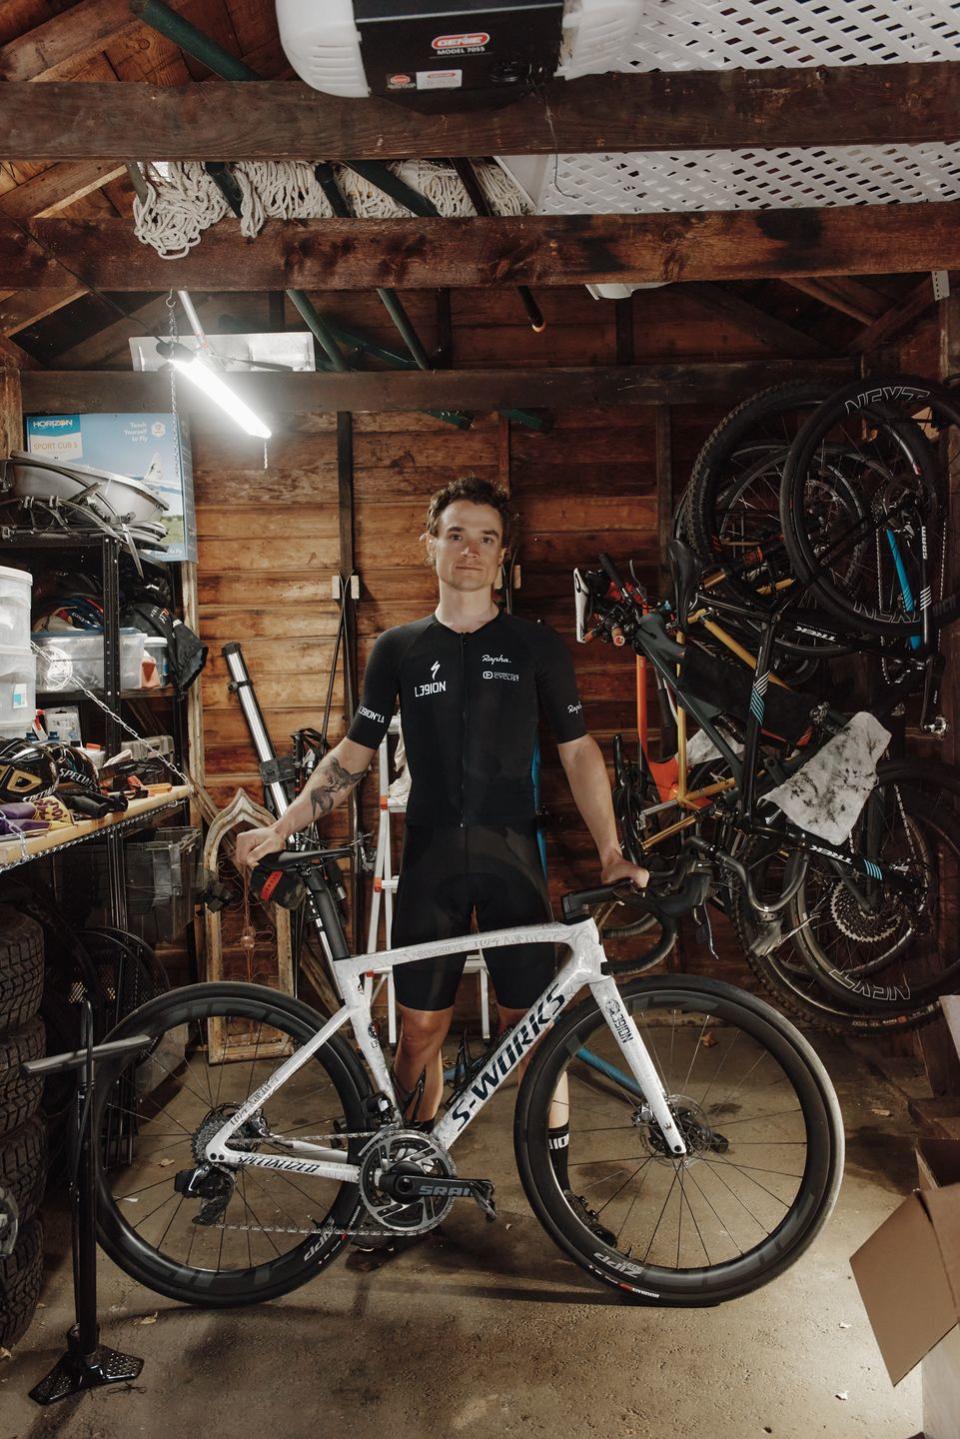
[
  {"xmin": 3, "ymin": 206, "xmax": 958, "ymax": 291},
  {"xmin": 0, "ymin": 287, "xmax": 86, "ymax": 338},
  {"xmin": 0, "ymin": 0, "xmax": 191, "ymax": 83},
  {"xmin": 848, "ymin": 277, "xmax": 937, "ymax": 353},
  {"xmin": 2, "ymin": 64, "xmax": 959, "ymax": 159},
  {"xmin": 685, "ymin": 284, "xmax": 830, "ymax": 358},
  {"xmin": 20, "ymin": 360, "xmax": 855, "ymax": 415},
  {"xmin": 0, "ymin": 162, "xmax": 128, "ymax": 221},
  {"xmin": 786, "ymin": 277, "xmax": 889, "ymax": 325}
]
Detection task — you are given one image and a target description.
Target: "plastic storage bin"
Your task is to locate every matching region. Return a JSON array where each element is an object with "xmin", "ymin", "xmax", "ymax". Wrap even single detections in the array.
[
  {"xmin": 0, "ymin": 644, "xmax": 36, "ymax": 733},
  {"xmin": 34, "ymin": 628, "xmax": 145, "ymax": 694},
  {"xmin": 125, "ymin": 827, "xmax": 201, "ymax": 943},
  {"xmin": 0, "ymin": 566, "xmax": 32, "ymax": 650}
]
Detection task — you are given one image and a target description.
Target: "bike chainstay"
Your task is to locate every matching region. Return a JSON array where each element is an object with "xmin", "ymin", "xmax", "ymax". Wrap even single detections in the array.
[{"xmin": 210, "ymin": 1125, "xmax": 455, "ymax": 1241}]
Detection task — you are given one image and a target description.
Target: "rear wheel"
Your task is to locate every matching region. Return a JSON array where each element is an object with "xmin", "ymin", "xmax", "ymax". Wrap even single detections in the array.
[
  {"xmin": 94, "ymin": 982, "xmax": 370, "ymax": 1308},
  {"xmin": 515, "ymin": 976, "xmax": 843, "ymax": 1305}
]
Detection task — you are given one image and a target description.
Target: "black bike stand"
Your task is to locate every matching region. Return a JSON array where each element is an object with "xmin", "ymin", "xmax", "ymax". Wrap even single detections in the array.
[{"xmin": 25, "ymin": 1006, "xmax": 151, "ymax": 1405}]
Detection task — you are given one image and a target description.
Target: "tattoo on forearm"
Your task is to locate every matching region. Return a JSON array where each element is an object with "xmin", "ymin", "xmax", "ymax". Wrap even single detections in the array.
[{"xmin": 309, "ymin": 757, "xmax": 367, "ymax": 819}]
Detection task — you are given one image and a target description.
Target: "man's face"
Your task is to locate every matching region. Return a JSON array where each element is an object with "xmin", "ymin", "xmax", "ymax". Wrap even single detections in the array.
[{"xmin": 428, "ymin": 499, "xmax": 506, "ymax": 594}]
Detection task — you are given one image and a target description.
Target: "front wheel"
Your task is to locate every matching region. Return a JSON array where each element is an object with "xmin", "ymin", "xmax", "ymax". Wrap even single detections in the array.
[
  {"xmin": 94, "ymin": 982, "xmax": 371, "ymax": 1308},
  {"xmin": 514, "ymin": 976, "xmax": 843, "ymax": 1306}
]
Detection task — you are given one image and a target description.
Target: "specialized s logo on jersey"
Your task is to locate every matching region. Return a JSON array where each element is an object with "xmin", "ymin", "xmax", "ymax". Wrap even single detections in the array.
[{"xmin": 415, "ymin": 659, "xmax": 446, "ymax": 698}]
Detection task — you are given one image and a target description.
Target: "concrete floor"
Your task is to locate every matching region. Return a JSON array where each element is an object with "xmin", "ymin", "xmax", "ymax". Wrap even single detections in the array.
[{"xmin": 2, "ymin": 1033, "xmax": 922, "ymax": 1439}]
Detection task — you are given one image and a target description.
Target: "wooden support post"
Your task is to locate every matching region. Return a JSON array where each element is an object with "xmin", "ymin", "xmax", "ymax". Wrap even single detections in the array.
[
  {"xmin": 0, "ymin": 361, "xmax": 22, "ymax": 455},
  {"xmin": 917, "ymin": 276, "xmax": 960, "ymax": 1101},
  {"xmin": 655, "ymin": 405, "xmax": 673, "ymax": 595},
  {"xmin": 337, "ymin": 411, "xmax": 362, "ymax": 949}
]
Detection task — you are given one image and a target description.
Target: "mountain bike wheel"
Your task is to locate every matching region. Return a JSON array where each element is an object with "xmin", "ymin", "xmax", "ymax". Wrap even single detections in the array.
[
  {"xmin": 687, "ymin": 382, "xmax": 835, "ymax": 606},
  {"xmin": 515, "ymin": 975, "xmax": 843, "ymax": 1306},
  {"xmin": 781, "ymin": 376, "xmax": 960, "ymax": 636},
  {"xmin": 785, "ymin": 779, "xmax": 960, "ymax": 1015},
  {"xmin": 94, "ymin": 982, "xmax": 370, "ymax": 1308}
]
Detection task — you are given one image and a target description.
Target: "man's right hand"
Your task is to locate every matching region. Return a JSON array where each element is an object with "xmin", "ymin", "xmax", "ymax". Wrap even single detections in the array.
[{"xmin": 236, "ymin": 824, "xmax": 285, "ymax": 871}]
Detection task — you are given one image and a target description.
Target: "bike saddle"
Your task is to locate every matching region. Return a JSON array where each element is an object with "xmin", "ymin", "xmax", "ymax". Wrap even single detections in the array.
[{"xmin": 667, "ymin": 539, "xmax": 703, "ymax": 630}]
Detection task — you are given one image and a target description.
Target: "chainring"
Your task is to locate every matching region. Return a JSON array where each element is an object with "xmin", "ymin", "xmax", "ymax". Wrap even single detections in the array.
[{"xmin": 358, "ymin": 1128, "xmax": 457, "ymax": 1235}]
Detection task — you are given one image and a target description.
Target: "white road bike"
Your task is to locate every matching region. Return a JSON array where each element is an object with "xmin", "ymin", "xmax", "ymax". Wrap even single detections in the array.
[{"xmin": 94, "ymin": 851, "xmax": 844, "ymax": 1308}]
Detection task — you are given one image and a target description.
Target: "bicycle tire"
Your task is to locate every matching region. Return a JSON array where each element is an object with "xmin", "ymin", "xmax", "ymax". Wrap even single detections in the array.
[
  {"xmin": 687, "ymin": 382, "xmax": 835, "ymax": 607},
  {"xmin": 94, "ymin": 982, "xmax": 371, "ymax": 1308},
  {"xmin": 781, "ymin": 375, "xmax": 960, "ymax": 636},
  {"xmin": 786, "ymin": 783, "xmax": 960, "ymax": 1014},
  {"xmin": 729, "ymin": 759, "xmax": 960, "ymax": 1031},
  {"xmin": 515, "ymin": 975, "xmax": 843, "ymax": 1305}
]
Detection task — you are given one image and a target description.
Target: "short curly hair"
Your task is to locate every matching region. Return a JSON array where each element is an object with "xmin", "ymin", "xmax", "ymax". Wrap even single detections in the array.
[{"xmin": 424, "ymin": 477, "xmax": 514, "ymax": 549}]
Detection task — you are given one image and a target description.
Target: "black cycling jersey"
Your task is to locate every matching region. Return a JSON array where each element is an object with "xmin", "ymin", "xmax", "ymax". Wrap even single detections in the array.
[{"xmin": 346, "ymin": 610, "xmax": 587, "ymax": 826}]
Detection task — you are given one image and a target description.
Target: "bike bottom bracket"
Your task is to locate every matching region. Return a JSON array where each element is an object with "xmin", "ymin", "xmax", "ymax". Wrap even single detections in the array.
[{"xmin": 358, "ymin": 1129, "xmax": 457, "ymax": 1235}]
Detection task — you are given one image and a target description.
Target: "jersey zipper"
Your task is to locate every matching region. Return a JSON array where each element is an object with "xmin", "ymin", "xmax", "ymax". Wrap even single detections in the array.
[{"xmin": 459, "ymin": 633, "xmax": 467, "ymax": 826}]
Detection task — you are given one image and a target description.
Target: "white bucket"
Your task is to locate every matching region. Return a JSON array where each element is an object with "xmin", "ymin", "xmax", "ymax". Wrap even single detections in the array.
[
  {"xmin": 0, "ymin": 565, "xmax": 33, "ymax": 651},
  {"xmin": 0, "ymin": 642, "xmax": 37, "ymax": 732}
]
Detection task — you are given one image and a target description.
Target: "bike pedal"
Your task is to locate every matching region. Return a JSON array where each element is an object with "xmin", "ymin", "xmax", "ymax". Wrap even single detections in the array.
[{"xmin": 466, "ymin": 1179, "xmax": 497, "ymax": 1222}]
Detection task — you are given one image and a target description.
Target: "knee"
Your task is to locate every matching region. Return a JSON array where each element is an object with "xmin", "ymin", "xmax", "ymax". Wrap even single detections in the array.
[{"xmin": 398, "ymin": 1009, "xmax": 449, "ymax": 1054}]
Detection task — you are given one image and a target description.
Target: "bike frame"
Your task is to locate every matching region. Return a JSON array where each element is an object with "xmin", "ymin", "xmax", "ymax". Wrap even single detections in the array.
[{"xmin": 203, "ymin": 914, "xmax": 689, "ymax": 1180}]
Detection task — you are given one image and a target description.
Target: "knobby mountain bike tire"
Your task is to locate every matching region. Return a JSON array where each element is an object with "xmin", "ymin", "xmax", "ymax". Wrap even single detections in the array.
[
  {"xmin": 780, "ymin": 376, "xmax": 960, "ymax": 637},
  {"xmin": 687, "ymin": 382, "xmax": 836, "ymax": 608},
  {"xmin": 94, "ymin": 982, "xmax": 371, "ymax": 1307},
  {"xmin": 514, "ymin": 975, "xmax": 843, "ymax": 1305},
  {"xmin": 730, "ymin": 761, "xmax": 960, "ymax": 1033}
]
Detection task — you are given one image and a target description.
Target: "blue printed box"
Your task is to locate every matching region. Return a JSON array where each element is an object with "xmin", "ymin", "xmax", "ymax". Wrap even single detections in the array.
[{"xmin": 25, "ymin": 412, "xmax": 196, "ymax": 563}]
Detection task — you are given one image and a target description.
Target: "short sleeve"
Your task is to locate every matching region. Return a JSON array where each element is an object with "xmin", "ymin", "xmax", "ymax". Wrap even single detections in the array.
[
  {"xmin": 347, "ymin": 629, "xmax": 400, "ymax": 749},
  {"xmin": 535, "ymin": 624, "xmax": 587, "ymax": 743}
]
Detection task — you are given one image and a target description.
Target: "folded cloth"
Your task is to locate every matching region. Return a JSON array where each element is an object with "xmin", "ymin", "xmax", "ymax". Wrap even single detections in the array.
[
  {"xmin": 0, "ymin": 812, "xmax": 49, "ymax": 836},
  {"xmin": 0, "ymin": 802, "xmax": 37, "ymax": 820},
  {"xmin": 761, "ymin": 712, "xmax": 891, "ymax": 846}
]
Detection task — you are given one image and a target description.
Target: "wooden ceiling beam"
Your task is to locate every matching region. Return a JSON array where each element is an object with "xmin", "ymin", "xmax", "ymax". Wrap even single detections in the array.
[
  {"xmin": 21, "ymin": 360, "xmax": 855, "ymax": 414},
  {"xmin": 848, "ymin": 277, "xmax": 938, "ymax": 353},
  {"xmin": 2, "ymin": 62, "xmax": 959, "ymax": 159},
  {"xmin": 0, "ymin": 162, "xmax": 128, "ymax": 221},
  {"xmin": 684, "ymin": 283, "xmax": 831, "ymax": 358},
  {"xmin": 3, "ymin": 205, "xmax": 958, "ymax": 290},
  {"xmin": 0, "ymin": 334, "xmax": 40, "ymax": 369},
  {"xmin": 786, "ymin": 277, "xmax": 890, "ymax": 325},
  {"xmin": 0, "ymin": 0, "xmax": 192, "ymax": 83},
  {"xmin": 0, "ymin": 286, "xmax": 86, "ymax": 337}
]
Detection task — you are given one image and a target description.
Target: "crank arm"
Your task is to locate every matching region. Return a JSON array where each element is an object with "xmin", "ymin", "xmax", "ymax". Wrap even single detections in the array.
[{"xmin": 378, "ymin": 1172, "xmax": 498, "ymax": 1220}]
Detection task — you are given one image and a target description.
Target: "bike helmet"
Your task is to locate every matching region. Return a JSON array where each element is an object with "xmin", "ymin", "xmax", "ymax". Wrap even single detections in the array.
[
  {"xmin": 33, "ymin": 597, "xmax": 104, "ymax": 633},
  {"xmin": 0, "ymin": 741, "xmax": 59, "ymax": 801},
  {"xmin": 48, "ymin": 744, "xmax": 100, "ymax": 789}
]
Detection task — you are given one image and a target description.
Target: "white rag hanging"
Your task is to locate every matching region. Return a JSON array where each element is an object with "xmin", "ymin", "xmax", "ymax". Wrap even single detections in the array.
[{"xmin": 761, "ymin": 712, "xmax": 891, "ymax": 846}]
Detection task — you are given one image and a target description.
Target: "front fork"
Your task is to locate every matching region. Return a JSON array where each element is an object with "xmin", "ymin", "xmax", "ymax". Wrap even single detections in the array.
[{"xmin": 589, "ymin": 975, "xmax": 687, "ymax": 1158}]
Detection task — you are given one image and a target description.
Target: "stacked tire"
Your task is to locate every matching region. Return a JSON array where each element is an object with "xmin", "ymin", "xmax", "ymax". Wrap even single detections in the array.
[{"xmin": 0, "ymin": 906, "xmax": 47, "ymax": 1349}]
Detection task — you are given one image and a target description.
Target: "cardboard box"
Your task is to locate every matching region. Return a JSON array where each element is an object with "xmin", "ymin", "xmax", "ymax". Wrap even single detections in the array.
[
  {"xmin": 24, "ymin": 412, "xmax": 196, "ymax": 563},
  {"xmin": 851, "ymin": 1136, "xmax": 960, "ymax": 1437}
]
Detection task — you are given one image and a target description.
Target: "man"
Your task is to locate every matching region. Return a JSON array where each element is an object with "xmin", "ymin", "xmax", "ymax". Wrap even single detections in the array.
[{"xmin": 238, "ymin": 476, "xmax": 647, "ymax": 1238}]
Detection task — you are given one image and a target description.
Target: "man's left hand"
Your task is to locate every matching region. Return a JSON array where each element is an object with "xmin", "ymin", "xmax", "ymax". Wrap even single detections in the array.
[{"xmin": 600, "ymin": 854, "xmax": 649, "ymax": 889}]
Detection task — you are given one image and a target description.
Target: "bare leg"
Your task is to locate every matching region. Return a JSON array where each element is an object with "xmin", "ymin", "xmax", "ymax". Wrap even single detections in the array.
[
  {"xmin": 497, "ymin": 1004, "xmax": 569, "ymax": 1128},
  {"xmin": 394, "ymin": 1004, "xmax": 455, "ymax": 1122}
]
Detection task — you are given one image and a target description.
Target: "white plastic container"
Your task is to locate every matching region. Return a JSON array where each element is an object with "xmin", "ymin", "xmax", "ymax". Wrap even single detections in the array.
[
  {"xmin": 0, "ymin": 643, "xmax": 37, "ymax": 731},
  {"xmin": 34, "ymin": 629, "xmax": 145, "ymax": 694},
  {"xmin": 143, "ymin": 636, "xmax": 169, "ymax": 686},
  {"xmin": 0, "ymin": 565, "xmax": 33, "ymax": 651}
]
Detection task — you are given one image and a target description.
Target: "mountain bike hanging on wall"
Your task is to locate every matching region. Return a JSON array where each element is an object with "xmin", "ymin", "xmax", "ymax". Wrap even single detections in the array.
[
  {"xmin": 576, "ymin": 549, "xmax": 960, "ymax": 1035},
  {"xmin": 92, "ymin": 850, "xmax": 844, "ymax": 1310}
]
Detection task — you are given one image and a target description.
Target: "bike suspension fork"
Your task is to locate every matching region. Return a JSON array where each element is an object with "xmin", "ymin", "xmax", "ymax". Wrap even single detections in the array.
[{"xmin": 741, "ymin": 619, "xmax": 779, "ymax": 823}]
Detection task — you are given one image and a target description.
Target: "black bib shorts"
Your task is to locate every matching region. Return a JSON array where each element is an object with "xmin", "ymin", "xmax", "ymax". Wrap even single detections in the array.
[{"xmin": 391, "ymin": 823, "xmax": 555, "ymax": 1012}]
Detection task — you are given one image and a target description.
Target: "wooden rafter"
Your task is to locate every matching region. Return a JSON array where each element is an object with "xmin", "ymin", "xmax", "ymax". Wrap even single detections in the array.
[
  {"xmin": 685, "ymin": 284, "xmax": 830, "ymax": 358},
  {"xmin": 848, "ymin": 277, "xmax": 938, "ymax": 353},
  {"xmin": 0, "ymin": 0, "xmax": 191, "ymax": 83},
  {"xmin": 785, "ymin": 277, "xmax": 889, "ymax": 325},
  {"xmin": 2, "ymin": 63, "xmax": 959, "ymax": 159},
  {"xmin": 4, "ymin": 205, "xmax": 959, "ymax": 291},
  {"xmin": 0, "ymin": 162, "xmax": 128, "ymax": 221},
  {"xmin": 0, "ymin": 286, "xmax": 86, "ymax": 337},
  {"xmin": 20, "ymin": 360, "xmax": 855, "ymax": 414}
]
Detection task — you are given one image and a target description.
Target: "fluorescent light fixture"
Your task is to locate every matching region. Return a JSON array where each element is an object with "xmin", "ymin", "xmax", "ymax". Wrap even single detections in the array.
[{"xmin": 169, "ymin": 353, "xmax": 272, "ymax": 439}]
